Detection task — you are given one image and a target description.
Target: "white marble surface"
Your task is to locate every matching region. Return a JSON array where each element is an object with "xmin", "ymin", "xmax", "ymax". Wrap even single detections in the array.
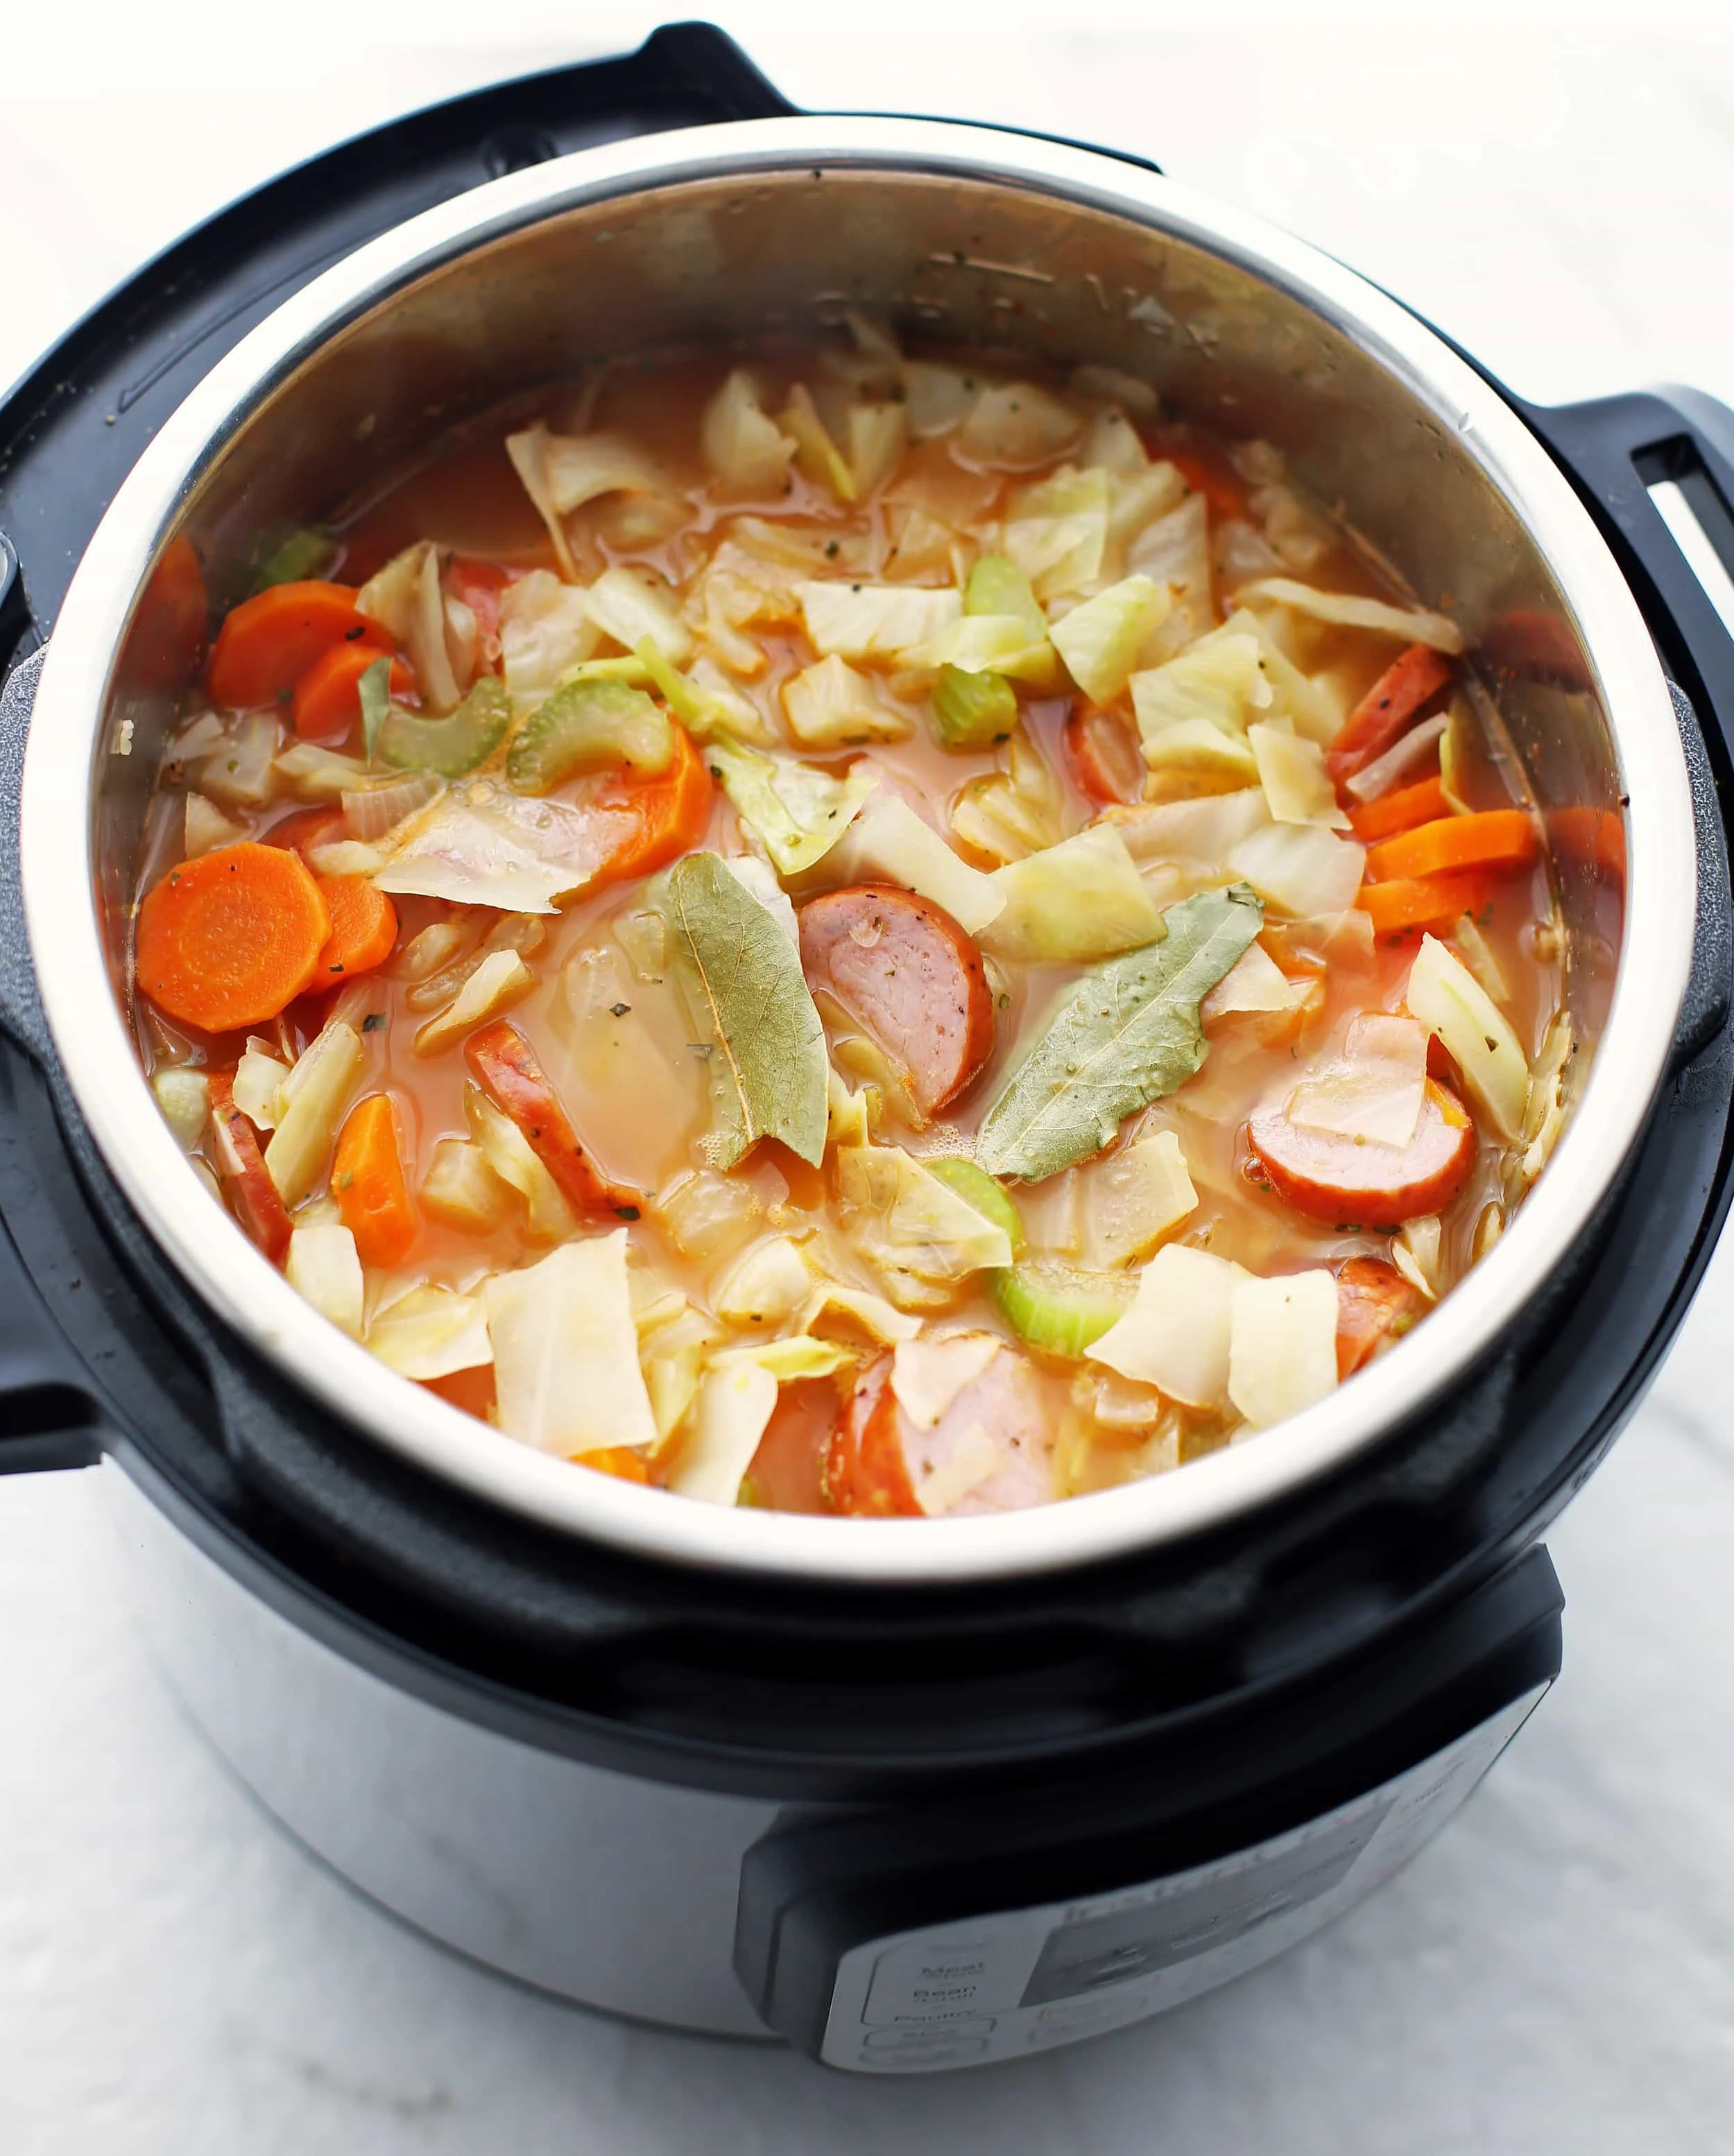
[{"xmin": 5, "ymin": 10, "xmax": 1734, "ymax": 2150}]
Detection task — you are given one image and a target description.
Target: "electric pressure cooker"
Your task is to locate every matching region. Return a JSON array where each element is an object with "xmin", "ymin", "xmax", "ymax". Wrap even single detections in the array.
[{"xmin": 3, "ymin": 25, "xmax": 1733, "ymax": 2072}]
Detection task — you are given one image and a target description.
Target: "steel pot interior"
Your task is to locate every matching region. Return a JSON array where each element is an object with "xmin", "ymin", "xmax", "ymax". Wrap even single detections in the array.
[{"xmin": 19, "ymin": 118, "xmax": 1697, "ymax": 1585}]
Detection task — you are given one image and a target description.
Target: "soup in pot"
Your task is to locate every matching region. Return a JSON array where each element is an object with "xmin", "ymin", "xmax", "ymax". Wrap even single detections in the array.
[{"xmin": 128, "ymin": 322, "xmax": 1574, "ymax": 1517}]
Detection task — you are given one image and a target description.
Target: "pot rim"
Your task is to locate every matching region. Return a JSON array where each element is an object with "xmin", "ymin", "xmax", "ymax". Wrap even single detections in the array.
[{"xmin": 20, "ymin": 114, "xmax": 1698, "ymax": 1587}]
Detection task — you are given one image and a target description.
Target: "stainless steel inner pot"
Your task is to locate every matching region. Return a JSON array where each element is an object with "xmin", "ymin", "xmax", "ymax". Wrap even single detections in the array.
[{"xmin": 19, "ymin": 117, "xmax": 1697, "ymax": 1587}]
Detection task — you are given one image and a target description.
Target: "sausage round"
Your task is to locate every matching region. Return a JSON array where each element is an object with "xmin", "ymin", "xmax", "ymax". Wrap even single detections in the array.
[
  {"xmin": 825, "ymin": 1342, "xmax": 1055, "ymax": 1518},
  {"xmin": 1334, "ymin": 1257, "xmax": 1427, "ymax": 1378},
  {"xmin": 798, "ymin": 883, "xmax": 994, "ymax": 1118},
  {"xmin": 1247, "ymin": 1078, "xmax": 1475, "ymax": 1229}
]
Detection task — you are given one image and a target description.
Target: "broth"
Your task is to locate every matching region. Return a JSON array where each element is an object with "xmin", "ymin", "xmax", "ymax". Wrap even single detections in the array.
[{"xmin": 129, "ymin": 330, "xmax": 1567, "ymax": 1517}]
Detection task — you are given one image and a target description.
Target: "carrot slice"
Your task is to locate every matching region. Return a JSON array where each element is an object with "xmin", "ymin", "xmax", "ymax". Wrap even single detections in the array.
[
  {"xmin": 463, "ymin": 1019, "xmax": 639, "ymax": 1217},
  {"xmin": 1366, "ymin": 809, "xmax": 1538, "ymax": 883},
  {"xmin": 332, "ymin": 1093, "xmax": 419, "ymax": 1267},
  {"xmin": 1327, "ymin": 644, "xmax": 1454, "ymax": 784},
  {"xmin": 291, "ymin": 644, "xmax": 415, "ymax": 744},
  {"xmin": 1357, "ymin": 872, "xmax": 1497, "ymax": 940},
  {"xmin": 207, "ymin": 581, "xmax": 388, "ymax": 709},
  {"xmin": 1335, "ymin": 1257, "xmax": 1427, "ymax": 1379},
  {"xmin": 1064, "ymin": 706, "xmax": 1144, "ymax": 805},
  {"xmin": 1166, "ymin": 447, "xmax": 1249, "ymax": 524},
  {"xmin": 314, "ymin": 876, "xmax": 399, "ymax": 981},
  {"xmin": 574, "ymin": 1445, "xmax": 653, "ymax": 1484},
  {"xmin": 593, "ymin": 724, "xmax": 715, "ymax": 888},
  {"xmin": 207, "ymin": 1072, "xmax": 293, "ymax": 1261},
  {"xmin": 136, "ymin": 842, "xmax": 332, "ymax": 1033},
  {"xmin": 1348, "ymin": 775, "xmax": 1452, "ymax": 843}
]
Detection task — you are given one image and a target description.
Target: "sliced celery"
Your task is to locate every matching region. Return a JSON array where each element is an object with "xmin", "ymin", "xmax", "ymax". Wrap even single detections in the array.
[
  {"xmin": 991, "ymin": 1259, "xmax": 1135, "ymax": 1356},
  {"xmin": 250, "ymin": 524, "xmax": 338, "ymax": 592},
  {"xmin": 507, "ymin": 678, "xmax": 672, "ymax": 796},
  {"xmin": 379, "ymin": 675, "xmax": 511, "ymax": 778}
]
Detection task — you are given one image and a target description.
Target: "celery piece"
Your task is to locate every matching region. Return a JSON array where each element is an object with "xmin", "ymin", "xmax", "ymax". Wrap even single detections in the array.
[
  {"xmin": 379, "ymin": 675, "xmax": 511, "ymax": 778},
  {"xmin": 507, "ymin": 678, "xmax": 672, "ymax": 796},
  {"xmin": 925, "ymin": 1159, "xmax": 1026, "ymax": 1255},
  {"xmin": 992, "ymin": 1260, "xmax": 1135, "ymax": 1356},
  {"xmin": 251, "ymin": 524, "xmax": 338, "ymax": 593},
  {"xmin": 931, "ymin": 665, "xmax": 1018, "ymax": 751},
  {"xmin": 358, "ymin": 656, "xmax": 392, "ymax": 763}
]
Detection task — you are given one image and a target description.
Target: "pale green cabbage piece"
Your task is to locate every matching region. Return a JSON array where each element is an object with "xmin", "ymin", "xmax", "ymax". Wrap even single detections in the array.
[
  {"xmin": 1406, "ymin": 934, "xmax": 1529, "ymax": 1140},
  {"xmin": 1226, "ymin": 1270, "xmax": 1339, "ymax": 1427},
  {"xmin": 371, "ymin": 781, "xmax": 636, "ymax": 913},
  {"xmin": 367, "ymin": 1285, "xmax": 494, "ymax": 1381},
  {"xmin": 285, "ymin": 1223, "xmax": 364, "ymax": 1338},
  {"xmin": 1087, "ymin": 1243, "xmax": 1247, "ymax": 1406},
  {"xmin": 836, "ymin": 1145, "xmax": 1015, "ymax": 1309},
  {"xmin": 828, "ymin": 793, "xmax": 1004, "ymax": 936},
  {"xmin": 1227, "ymin": 822, "xmax": 1366, "ymax": 917},
  {"xmin": 483, "ymin": 1233, "xmax": 659, "ymax": 1456},
  {"xmin": 1000, "ymin": 465, "xmax": 1110, "ymax": 602},
  {"xmin": 707, "ymin": 739, "xmax": 877, "ymax": 875},
  {"xmin": 667, "ymin": 1361, "xmax": 778, "ymax": 1503},
  {"xmin": 1049, "ymin": 575, "xmax": 1170, "ymax": 703},
  {"xmin": 981, "ymin": 825, "xmax": 1164, "ymax": 965},
  {"xmin": 701, "ymin": 369, "xmax": 798, "ymax": 495},
  {"xmin": 796, "ymin": 580, "xmax": 963, "ymax": 661}
]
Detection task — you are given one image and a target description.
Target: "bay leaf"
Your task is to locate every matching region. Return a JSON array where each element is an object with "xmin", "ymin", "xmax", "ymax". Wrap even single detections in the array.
[
  {"xmin": 655, "ymin": 850, "xmax": 829, "ymax": 1168},
  {"xmin": 976, "ymin": 883, "xmax": 1264, "ymax": 1182}
]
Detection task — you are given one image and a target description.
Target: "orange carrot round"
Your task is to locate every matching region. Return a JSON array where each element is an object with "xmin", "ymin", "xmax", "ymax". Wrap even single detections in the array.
[
  {"xmin": 291, "ymin": 644, "xmax": 415, "ymax": 743},
  {"xmin": 136, "ymin": 843, "xmax": 332, "ymax": 1033},
  {"xmin": 332, "ymin": 1093, "xmax": 419, "ymax": 1267},
  {"xmin": 594, "ymin": 724, "xmax": 715, "ymax": 888},
  {"xmin": 1357, "ymin": 870, "xmax": 1496, "ymax": 940},
  {"xmin": 574, "ymin": 1446, "xmax": 653, "ymax": 1483},
  {"xmin": 1365, "ymin": 809, "xmax": 1538, "ymax": 884},
  {"xmin": 1347, "ymin": 775, "xmax": 1451, "ymax": 843},
  {"xmin": 207, "ymin": 580, "xmax": 388, "ymax": 709},
  {"xmin": 314, "ymin": 876, "xmax": 399, "ymax": 981}
]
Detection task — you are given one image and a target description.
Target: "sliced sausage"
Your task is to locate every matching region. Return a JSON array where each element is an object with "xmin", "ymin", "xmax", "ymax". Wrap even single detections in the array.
[
  {"xmin": 1246, "ymin": 1078, "xmax": 1475, "ymax": 1230},
  {"xmin": 1064, "ymin": 707, "xmax": 1144, "ymax": 806},
  {"xmin": 825, "ymin": 1340, "xmax": 1055, "ymax": 1518},
  {"xmin": 1335, "ymin": 1257, "xmax": 1427, "ymax": 1379},
  {"xmin": 1326, "ymin": 644, "xmax": 1454, "ymax": 786},
  {"xmin": 799, "ymin": 883, "xmax": 993, "ymax": 1118},
  {"xmin": 464, "ymin": 1019, "xmax": 639, "ymax": 1218},
  {"xmin": 207, "ymin": 1072, "xmax": 293, "ymax": 1261}
]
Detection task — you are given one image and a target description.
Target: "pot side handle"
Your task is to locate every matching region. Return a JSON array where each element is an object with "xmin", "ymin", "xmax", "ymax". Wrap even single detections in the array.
[{"xmin": 1517, "ymin": 388, "xmax": 1734, "ymax": 1072}]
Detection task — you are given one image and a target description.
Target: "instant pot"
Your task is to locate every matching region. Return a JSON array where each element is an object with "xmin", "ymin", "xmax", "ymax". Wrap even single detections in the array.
[{"xmin": 4, "ymin": 24, "xmax": 1734, "ymax": 2073}]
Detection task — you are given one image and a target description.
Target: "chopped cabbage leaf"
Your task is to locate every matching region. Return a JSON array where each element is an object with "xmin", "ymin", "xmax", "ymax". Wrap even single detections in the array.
[
  {"xmin": 1237, "ymin": 577, "xmax": 1464, "ymax": 655},
  {"xmin": 902, "ymin": 360, "xmax": 979, "ymax": 438},
  {"xmin": 1131, "ymin": 630, "xmax": 1271, "ymax": 743},
  {"xmin": 505, "ymin": 424, "xmax": 675, "ymax": 580},
  {"xmin": 198, "ymin": 713, "xmax": 282, "ymax": 807},
  {"xmin": 1405, "ymin": 934, "xmax": 1528, "ymax": 1140},
  {"xmin": 982, "ymin": 825, "xmax": 1164, "ymax": 963},
  {"xmin": 891, "ymin": 1334, "xmax": 1001, "ymax": 1429},
  {"xmin": 1248, "ymin": 721, "xmax": 1350, "ymax": 828},
  {"xmin": 584, "ymin": 564, "xmax": 693, "ymax": 668},
  {"xmin": 796, "ymin": 580, "xmax": 963, "ymax": 662},
  {"xmin": 420, "ymin": 1137, "xmax": 515, "ymax": 1233},
  {"xmin": 232, "ymin": 1037, "xmax": 290, "ymax": 1131},
  {"xmin": 780, "ymin": 381, "xmax": 856, "ymax": 501},
  {"xmin": 948, "ymin": 730, "xmax": 1063, "ymax": 867},
  {"xmin": 1127, "ymin": 494, "xmax": 1214, "ymax": 650},
  {"xmin": 1049, "ymin": 576, "xmax": 1169, "ymax": 703},
  {"xmin": 465, "ymin": 1086, "xmax": 576, "ymax": 1243},
  {"xmin": 414, "ymin": 949, "xmax": 533, "ymax": 1056},
  {"xmin": 701, "ymin": 369, "xmax": 797, "ymax": 497},
  {"xmin": 1228, "ymin": 822, "xmax": 1366, "ymax": 917},
  {"xmin": 959, "ymin": 381, "xmax": 1083, "ymax": 466},
  {"xmin": 285, "ymin": 1223, "xmax": 364, "ymax": 1338},
  {"xmin": 1106, "ymin": 788, "xmax": 1272, "ymax": 871},
  {"xmin": 667, "ymin": 1361, "xmax": 778, "ymax": 1504},
  {"xmin": 722, "ymin": 854, "xmax": 799, "ymax": 948},
  {"xmin": 965, "ymin": 553, "xmax": 1048, "ymax": 639},
  {"xmin": 707, "ymin": 738, "xmax": 877, "ymax": 874},
  {"xmin": 153, "ymin": 1067, "xmax": 211, "ymax": 1150},
  {"xmin": 1343, "ymin": 713, "xmax": 1449, "ymax": 804},
  {"xmin": 1201, "ymin": 942, "xmax": 1306, "ymax": 1019},
  {"xmin": 802, "ymin": 1280, "xmax": 922, "ymax": 1345},
  {"xmin": 359, "ymin": 542, "xmax": 461, "ymax": 714},
  {"xmin": 1087, "ymin": 1243, "xmax": 1246, "ymax": 1407},
  {"xmin": 837, "ymin": 1144, "xmax": 1015, "ymax": 1307},
  {"xmin": 1077, "ymin": 1131, "xmax": 1198, "ymax": 1270},
  {"xmin": 830, "ymin": 793, "xmax": 1004, "ymax": 935},
  {"xmin": 1289, "ymin": 1012, "xmax": 1428, "ymax": 1146},
  {"xmin": 1227, "ymin": 1270, "xmax": 1339, "ymax": 1427},
  {"xmin": 184, "ymin": 792, "xmax": 246, "ymax": 857},
  {"xmin": 847, "ymin": 400, "xmax": 909, "ymax": 495},
  {"xmin": 264, "ymin": 1020, "xmax": 363, "ymax": 1208},
  {"xmin": 1225, "ymin": 607, "xmax": 1345, "ymax": 745},
  {"xmin": 1393, "ymin": 1214, "xmax": 1442, "ymax": 1301},
  {"xmin": 371, "ymin": 781, "xmax": 637, "ymax": 913},
  {"xmin": 711, "ymin": 1335, "xmax": 857, "ymax": 1383},
  {"xmin": 1001, "ymin": 465, "xmax": 1110, "ymax": 602},
  {"xmin": 782, "ymin": 655, "xmax": 912, "ymax": 747},
  {"xmin": 1140, "ymin": 721, "xmax": 1260, "ymax": 786},
  {"xmin": 714, "ymin": 1236, "xmax": 812, "ymax": 1329},
  {"xmin": 483, "ymin": 1233, "xmax": 659, "ymax": 1456},
  {"xmin": 905, "ymin": 613, "xmax": 1056, "ymax": 684},
  {"xmin": 367, "ymin": 1284, "xmax": 493, "ymax": 1381}
]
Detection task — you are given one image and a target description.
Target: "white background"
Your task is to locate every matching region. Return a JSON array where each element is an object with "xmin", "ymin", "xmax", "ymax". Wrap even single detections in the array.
[{"xmin": 5, "ymin": 7, "xmax": 1734, "ymax": 2150}]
